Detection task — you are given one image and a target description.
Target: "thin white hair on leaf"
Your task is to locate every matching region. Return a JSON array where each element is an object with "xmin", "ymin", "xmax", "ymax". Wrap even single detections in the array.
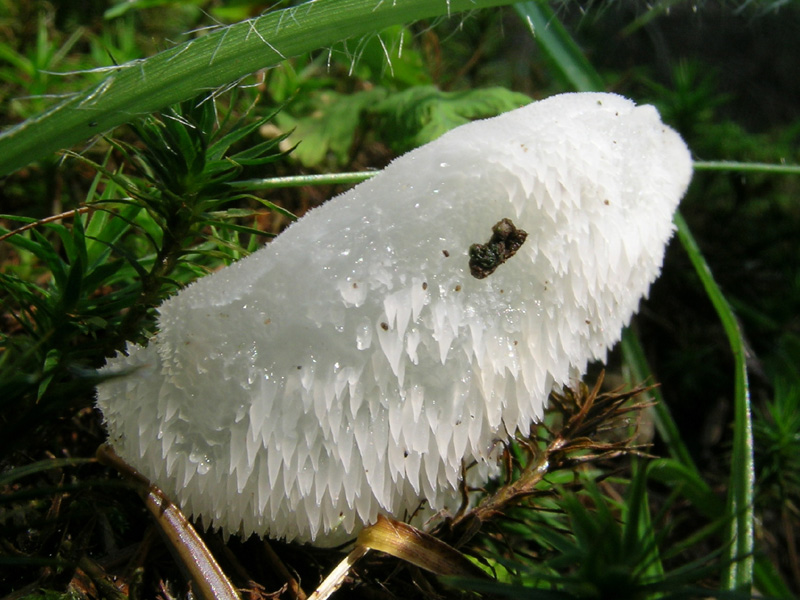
[
  {"xmin": 372, "ymin": 0, "xmax": 399, "ymax": 11},
  {"xmin": 376, "ymin": 33, "xmax": 394, "ymax": 78},
  {"xmin": 328, "ymin": 25, "xmax": 402, "ymax": 76},
  {"xmin": 235, "ymin": 76, "xmax": 270, "ymax": 91},
  {"xmin": 324, "ymin": 38, "xmax": 361, "ymax": 75},
  {"xmin": 270, "ymin": 0, "xmax": 319, "ymax": 35},
  {"xmin": 179, "ymin": 9, "xmax": 229, "ymax": 41},
  {"xmin": 203, "ymin": 74, "xmax": 255, "ymax": 106},
  {"xmin": 332, "ymin": 38, "xmax": 354, "ymax": 74},
  {"xmin": 343, "ymin": 29, "xmax": 402, "ymax": 79},
  {"xmin": 289, "ymin": 0, "xmax": 318, "ymax": 24},
  {"xmin": 438, "ymin": 9, "xmax": 484, "ymax": 44},
  {"xmin": 273, "ymin": 7, "xmax": 294, "ymax": 34},
  {"xmin": 14, "ymin": 92, "xmax": 79, "ymax": 102},
  {"xmin": 40, "ymin": 61, "xmax": 141, "ymax": 77},
  {"xmin": 189, "ymin": 88, "xmax": 226, "ymax": 128},
  {"xmin": 522, "ymin": 13, "xmax": 535, "ymax": 35},
  {"xmin": 346, "ymin": 34, "xmax": 371, "ymax": 77},
  {"xmin": 407, "ymin": 11, "xmax": 466, "ymax": 45},
  {"xmin": 247, "ymin": 19, "xmax": 286, "ymax": 59},
  {"xmin": 209, "ymin": 26, "xmax": 231, "ymax": 66},
  {"xmin": 196, "ymin": 92, "xmax": 222, "ymax": 130},
  {"xmin": 285, "ymin": 5, "xmax": 304, "ymax": 27},
  {"xmin": 77, "ymin": 76, "xmax": 116, "ymax": 109},
  {"xmin": 398, "ymin": 28, "xmax": 405, "ymax": 59},
  {"xmin": 161, "ymin": 111, "xmax": 196, "ymax": 129},
  {"xmin": 165, "ymin": 41, "xmax": 194, "ymax": 64},
  {"xmin": 177, "ymin": 23, "xmax": 228, "ymax": 52},
  {"xmin": 191, "ymin": 7, "xmax": 226, "ymax": 31},
  {"xmin": 59, "ymin": 135, "xmax": 107, "ymax": 170}
]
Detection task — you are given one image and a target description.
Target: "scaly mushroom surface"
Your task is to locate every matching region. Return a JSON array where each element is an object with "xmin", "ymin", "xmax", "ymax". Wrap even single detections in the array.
[{"xmin": 96, "ymin": 92, "xmax": 692, "ymax": 546}]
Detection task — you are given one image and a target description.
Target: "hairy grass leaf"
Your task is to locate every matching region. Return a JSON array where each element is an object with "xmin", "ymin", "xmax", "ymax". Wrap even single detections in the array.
[{"xmin": 0, "ymin": 0, "xmax": 521, "ymax": 177}]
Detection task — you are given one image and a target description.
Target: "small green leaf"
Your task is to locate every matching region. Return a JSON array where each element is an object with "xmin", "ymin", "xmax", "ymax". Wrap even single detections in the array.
[
  {"xmin": 277, "ymin": 88, "xmax": 387, "ymax": 167},
  {"xmin": 197, "ymin": 219, "xmax": 275, "ymax": 239},
  {"xmin": 37, "ymin": 348, "xmax": 61, "ymax": 400},
  {"xmin": 0, "ymin": 457, "xmax": 95, "ymax": 487},
  {"xmin": 647, "ymin": 458, "xmax": 719, "ymax": 519},
  {"xmin": 371, "ymin": 85, "xmax": 531, "ymax": 152},
  {"xmin": 56, "ymin": 246, "xmax": 86, "ymax": 315}
]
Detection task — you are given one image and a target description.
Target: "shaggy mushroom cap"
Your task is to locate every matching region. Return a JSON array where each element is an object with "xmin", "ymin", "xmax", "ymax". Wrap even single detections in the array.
[{"xmin": 96, "ymin": 92, "xmax": 692, "ymax": 546}]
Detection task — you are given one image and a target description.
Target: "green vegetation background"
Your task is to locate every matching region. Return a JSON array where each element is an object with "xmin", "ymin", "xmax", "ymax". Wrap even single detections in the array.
[{"xmin": 1, "ymin": 1, "xmax": 799, "ymax": 598}]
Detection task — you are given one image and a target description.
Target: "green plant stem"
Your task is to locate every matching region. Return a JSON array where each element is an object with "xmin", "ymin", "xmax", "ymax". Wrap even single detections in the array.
[
  {"xmin": 512, "ymin": 1, "xmax": 761, "ymax": 589},
  {"xmin": 0, "ymin": 0, "xmax": 519, "ymax": 178},
  {"xmin": 674, "ymin": 211, "xmax": 754, "ymax": 592},
  {"xmin": 694, "ymin": 160, "xmax": 800, "ymax": 175},
  {"xmin": 237, "ymin": 163, "xmax": 799, "ymax": 193},
  {"xmin": 97, "ymin": 445, "xmax": 241, "ymax": 600},
  {"xmin": 231, "ymin": 171, "xmax": 377, "ymax": 190}
]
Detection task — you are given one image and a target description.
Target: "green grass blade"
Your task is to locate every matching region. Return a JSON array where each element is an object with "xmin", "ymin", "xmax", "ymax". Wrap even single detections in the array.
[
  {"xmin": 513, "ymin": 1, "xmax": 605, "ymax": 92},
  {"xmin": 0, "ymin": 457, "xmax": 95, "ymax": 486},
  {"xmin": 752, "ymin": 559, "xmax": 796, "ymax": 600},
  {"xmin": 0, "ymin": 0, "xmax": 519, "ymax": 177},
  {"xmin": 647, "ymin": 458, "xmax": 721, "ymax": 520},
  {"xmin": 625, "ymin": 461, "xmax": 665, "ymax": 582},
  {"xmin": 619, "ymin": 0, "xmax": 684, "ymax": 37},
  {"xmin": 511, "ymin": 5, "xmax": 759, "ymax": 590},
  {"xmin": 674, "ymin": 211, "xmax": 754, "ymax": 592},
  {"xmin": 621, "ymin": 328, "xmax": 699, "ymax": 474}
]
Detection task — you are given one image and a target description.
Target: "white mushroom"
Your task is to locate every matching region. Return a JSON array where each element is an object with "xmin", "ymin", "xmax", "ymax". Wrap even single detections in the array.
[{"xmin": 96, "ymin": 92, "xmax": 692, "ymax": 546}]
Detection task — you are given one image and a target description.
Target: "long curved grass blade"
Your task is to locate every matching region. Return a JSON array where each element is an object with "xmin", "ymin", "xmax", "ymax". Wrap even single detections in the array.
[
  {"xmin": 619, "ymin": 0, "xmax": 684, "ymax": 37},
  {"xmin": 0, "ymin": 457, "xmax": 95, "ymax": 486},
  {"xmin": 512, "ymin": 4, "xmax": 758, "ymax": 592},
  {"xmin": 513, "ymin": 2, "xmax": 605, "ymax": 92},
  {"xmin": 674, "ymin": 211, "xmax": 754, "ymax": 592},
  {"xmin": 621, "ymin": 328, "xmax": 699, "ymax": 474},
  {"xmin": 625, "ymin": 460, "xmax": 665, "ymax": 582},
  {"xmin": 0, "ymin": 0, "xmax": 518, "ymax": 177}
]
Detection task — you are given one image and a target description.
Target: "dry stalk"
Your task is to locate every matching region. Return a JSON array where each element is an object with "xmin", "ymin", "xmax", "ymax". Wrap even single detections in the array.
[{"xmin": 446, "ymin": 372, "xmax": 654, "ymax": 542}]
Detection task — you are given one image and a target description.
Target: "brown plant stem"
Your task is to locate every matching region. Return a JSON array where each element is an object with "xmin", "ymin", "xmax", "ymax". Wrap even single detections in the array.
[{"xmin": 97, "ymin": 444, "xmax": 241, "ymax": 600}]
